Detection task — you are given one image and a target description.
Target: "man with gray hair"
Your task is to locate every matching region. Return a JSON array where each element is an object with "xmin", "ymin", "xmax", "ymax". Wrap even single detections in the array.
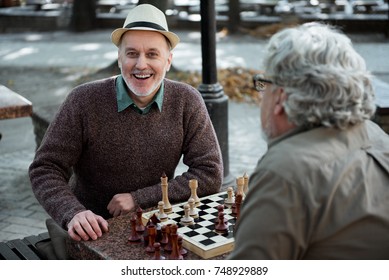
[{"xmin": 228, "ymin": 22, "xmax": 389, "ymax": 259}]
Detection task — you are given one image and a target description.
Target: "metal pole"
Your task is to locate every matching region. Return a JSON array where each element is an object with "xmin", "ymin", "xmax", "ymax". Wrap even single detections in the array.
[{"xmin": 199, "ymin": 0, "xmax": 234, "ymax": 189}]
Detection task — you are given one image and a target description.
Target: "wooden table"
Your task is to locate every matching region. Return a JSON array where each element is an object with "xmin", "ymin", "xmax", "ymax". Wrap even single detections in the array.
[{"xmin": 66, "ymin": 214, "xmax": 228, "ymax": 260}]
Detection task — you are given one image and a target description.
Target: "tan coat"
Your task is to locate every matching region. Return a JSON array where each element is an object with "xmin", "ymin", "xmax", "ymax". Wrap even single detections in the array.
[{"xmin": 229, "ymin": 120, "xmax": 389, "ymax": 259}]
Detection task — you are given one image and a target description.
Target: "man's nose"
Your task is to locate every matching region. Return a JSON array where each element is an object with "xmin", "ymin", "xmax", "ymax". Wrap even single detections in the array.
[{"xmin": 135, "ymin": 55, "xmax": 147, "ymax": 69}]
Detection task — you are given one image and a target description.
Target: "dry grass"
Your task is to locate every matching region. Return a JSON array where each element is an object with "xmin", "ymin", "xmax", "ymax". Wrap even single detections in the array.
[{"xmin": 82, "ymin": 64, "xmax": 262, "ymax": 104}]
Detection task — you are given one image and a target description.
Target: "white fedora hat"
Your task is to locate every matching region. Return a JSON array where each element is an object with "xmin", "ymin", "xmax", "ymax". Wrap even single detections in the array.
[{"xmin": 111, "ymin": 4, "xmax": 180, "ymax": 49}]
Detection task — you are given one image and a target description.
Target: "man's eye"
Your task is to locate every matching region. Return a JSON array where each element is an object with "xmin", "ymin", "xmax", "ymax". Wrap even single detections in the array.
[
  {"xmin": 147, "ymin": 52, "xmax": 158, "ymax": 58},
  {"xmin": 127, "ymin": 52, "xmax": 137, "ymax": 57}
]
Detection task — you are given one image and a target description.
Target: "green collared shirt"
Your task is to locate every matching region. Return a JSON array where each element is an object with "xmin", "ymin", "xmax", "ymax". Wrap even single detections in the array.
[{"xmin": 116, "ymin": 75, "xmax": 164, "ymax": 115}]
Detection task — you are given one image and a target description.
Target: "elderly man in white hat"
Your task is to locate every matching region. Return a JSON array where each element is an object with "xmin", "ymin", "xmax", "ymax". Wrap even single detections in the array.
[{"xmin": 29, "ymin": 4, "xmax": 223, "ymax": 253}]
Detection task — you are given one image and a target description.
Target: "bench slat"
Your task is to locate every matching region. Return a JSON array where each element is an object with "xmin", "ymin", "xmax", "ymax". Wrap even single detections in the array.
[
  {"xmin": 0, "ymin": 242, "xmax": 20, "ymax": 260},
  {"xmin": 6, "ymin": 239, "xmax": 41, "ymax": 260}
]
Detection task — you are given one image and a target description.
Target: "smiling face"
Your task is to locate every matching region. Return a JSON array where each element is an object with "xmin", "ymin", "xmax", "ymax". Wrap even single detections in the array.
[{"xmin": 118, "ymin": 30, "xmax": 172, "ymax": 108}]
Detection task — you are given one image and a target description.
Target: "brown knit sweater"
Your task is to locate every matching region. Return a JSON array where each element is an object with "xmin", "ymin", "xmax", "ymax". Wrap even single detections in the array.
[{"xmin": 29, "ymin": 77, "xmax": 223, "ymax": 229}]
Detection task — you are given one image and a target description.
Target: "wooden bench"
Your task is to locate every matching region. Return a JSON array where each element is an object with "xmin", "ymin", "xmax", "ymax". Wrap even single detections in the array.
[
  {"xmin": 0, "ymin": 232, "xmax": 49, "ymax": 260},
  {"xmin": 0, "ymin": 84, "xmax": 33, "ymax": 142}
]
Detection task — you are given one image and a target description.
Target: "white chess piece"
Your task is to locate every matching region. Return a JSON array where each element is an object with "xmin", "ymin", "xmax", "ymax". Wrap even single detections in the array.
[
  {"xmin": 225, "ymin": 186, "xmax": 235, "ymax": 206},
  {"xmin": 180, "ymin": 204, "xmax": 194, "ymax": 224},
  {"xmin": 157, "ymin": 201, "xmax": 168, "ymax": 221},
  {"xmin": 189, "ymin": 179, "xmax": 201, "ymax": 206},
  {"xmin": 188, "ymin": 198, "xmax": 198, "ymax": 217}
]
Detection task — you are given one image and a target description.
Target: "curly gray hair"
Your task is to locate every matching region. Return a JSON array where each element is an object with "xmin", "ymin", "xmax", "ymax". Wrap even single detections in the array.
[{"xmin": 263, "ymin": 22, "xmax": 376, "ymax": 129}]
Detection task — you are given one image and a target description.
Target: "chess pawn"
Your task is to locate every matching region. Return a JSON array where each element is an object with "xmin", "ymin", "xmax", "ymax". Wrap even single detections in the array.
[
  {"xmin": 189, "ymin": 179, "xmax": 200, "ymax": 206},
  {"xmin": 216, "ymin": 204, "xmax": 228, "ymax": 225},
  {"xmin": 188, "ymin": 198, "xmax": 198, "ymax": 218},
  {"xmin": 180, "ymin": 204, "xmax": 194, "ymax": 225},
  {"xmin": 145, "ymin": 224, "xmax": 157, "ymax": 253},
  {"xmin": 224, "ymin": 186, "xmax": 235, "ymax": 206},
  {"xmin": 128, "ymin": 215, "xmax": 142, "ymax": 243},
  {"xmin": 150, "ymin": 242, "xmax": 165, "ymax": 260},
  {"xmin": 215, "ymin": 212, "xmax": 228, "ymax": 234},
  {"xmin": 161, "ymin": 173, "xmax": 172, "ymax": 213},
  {"xmin": 157, "ymin": 201, "xmax": 168, "ymax": 221}
]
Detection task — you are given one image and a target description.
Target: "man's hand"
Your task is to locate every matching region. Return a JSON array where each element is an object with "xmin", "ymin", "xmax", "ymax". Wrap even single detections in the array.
[
  {"xmin": 107, "ymin": 193, "xmax": 135, "ymax": 217},
  {"xmin": 67, "ymin": 210, "xmax": 109, "ymax": 241}
]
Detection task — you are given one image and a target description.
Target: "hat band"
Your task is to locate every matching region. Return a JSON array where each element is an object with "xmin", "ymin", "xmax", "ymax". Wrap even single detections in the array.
[{"xmin": 124, "ymin": 21, "xmax": 167, "ymax": 32}]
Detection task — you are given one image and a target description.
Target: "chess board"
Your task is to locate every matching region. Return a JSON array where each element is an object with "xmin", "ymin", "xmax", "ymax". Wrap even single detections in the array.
[{"xmin": 142, "ymin": 191, "xmax": 236, "ymax": 259}]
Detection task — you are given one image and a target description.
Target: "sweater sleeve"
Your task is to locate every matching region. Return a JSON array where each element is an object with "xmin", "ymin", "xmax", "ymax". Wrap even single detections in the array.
[{"xmin": 29, "ymin": 90, "xmax": 87, "ymax": 229}]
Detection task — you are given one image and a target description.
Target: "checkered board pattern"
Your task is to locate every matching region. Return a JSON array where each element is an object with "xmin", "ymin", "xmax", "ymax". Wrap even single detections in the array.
[{"xmin": 142, "ymin": 191, "xmax": 236, "ymax": 259}]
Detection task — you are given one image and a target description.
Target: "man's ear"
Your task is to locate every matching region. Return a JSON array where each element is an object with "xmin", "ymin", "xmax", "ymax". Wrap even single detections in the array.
[
  {"xmin": 166, "ymin": 52, "xmax": 173, "ymax": 72},
  {"xmin": 274, "ymin": 88, "xmax": 287, "ymax": 115}
]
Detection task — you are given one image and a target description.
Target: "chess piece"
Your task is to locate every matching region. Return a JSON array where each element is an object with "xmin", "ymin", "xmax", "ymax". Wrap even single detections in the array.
[
  {"xmin": 216, "ymin": 204, "xmax": 228, "ymax": 224},
  {"xmin": 180, "ymin": 204, "xmax": 194, "ymax": 225},
  {"xmin": 168, "ymin": 223, "xmax": 183, "ymax": 260},
  {"xmin": 236, "ymin": 176, "xmax": 245, "ymax": 199},
  {"xmin": 235, "ymin": 193, "xmax": 243, "ymax": 221},
  {"xmin": 135, "ymin": 207, "xmax": 145, "ymax": 233},
  {"xmin": 178, "ymin": 235, "xmax": 187, "ymax": 257},
  {"xmin": 189, "ymin": 179, "xmax": 200, "ymax": 206},
  {"xmin": 128, "ymin": 215, "xmax": 142, "ymax": 243},
  {"xmin": 163, "ymin": 224, "xmax": 173, "ymax": 253},
  {"xmin": 215, "ymin": 212, "xmax": 228, "ymax": 234},
  {"xmin": 150, "ymin": 242, "xmax": 165, "ymax": 260},
  {"xmin": 160, "ymin": 224, "xmax": 169, "ymax": 247},
  {"xmin": 188, "ymin": 198, "xmax": 198, "ymax": 218},
  {"xmin": 243, "ymin": 172, "xmax": 249, "ymax": 195},
  {"xmin": 145, "ymin": 224, "xmax": 157, "ymax": 253},
  {"xmin": 161, "ymin": 173, "xmax": 172, "ymax": 213},
  {"xmin": 157, "ymin": 201, "xmax": 168, "ymax": 221},
  {"xmin": 224, "ymin": 186, "xmax": 235, "ymax": 206}
]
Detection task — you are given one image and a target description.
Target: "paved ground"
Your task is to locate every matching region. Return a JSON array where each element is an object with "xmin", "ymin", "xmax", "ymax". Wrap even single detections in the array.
[{"xmin": 1, "ymin": 28, "xmax": 388, "ymax": 242}]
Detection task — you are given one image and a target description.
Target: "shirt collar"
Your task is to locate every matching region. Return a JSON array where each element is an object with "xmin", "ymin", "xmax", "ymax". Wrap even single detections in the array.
[{"xmin": 116, "ymin": 75, "xmax": 164, "ymax": 114}]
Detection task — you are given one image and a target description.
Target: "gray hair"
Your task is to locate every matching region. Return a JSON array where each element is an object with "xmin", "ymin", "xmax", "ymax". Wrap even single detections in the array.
[{"xmin": 263, "ymin": 22, "xmax": 376, "ymax": 129}]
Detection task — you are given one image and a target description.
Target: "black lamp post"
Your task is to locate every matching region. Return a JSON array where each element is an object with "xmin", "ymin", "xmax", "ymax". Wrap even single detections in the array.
[{"xmin": 198, "ymin": 0, "xmax": 234, "ymax": 189}]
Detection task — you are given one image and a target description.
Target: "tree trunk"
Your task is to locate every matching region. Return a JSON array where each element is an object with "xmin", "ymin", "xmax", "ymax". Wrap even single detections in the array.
[{"xmin": 228, "ymin": 0, "xmax": 240, "ymax": 34}]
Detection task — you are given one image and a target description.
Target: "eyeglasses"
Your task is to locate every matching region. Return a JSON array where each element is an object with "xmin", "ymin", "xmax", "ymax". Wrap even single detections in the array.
[{"xmin": 253, "ymin": 73, "xmax": 273, "ymax": 92}]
